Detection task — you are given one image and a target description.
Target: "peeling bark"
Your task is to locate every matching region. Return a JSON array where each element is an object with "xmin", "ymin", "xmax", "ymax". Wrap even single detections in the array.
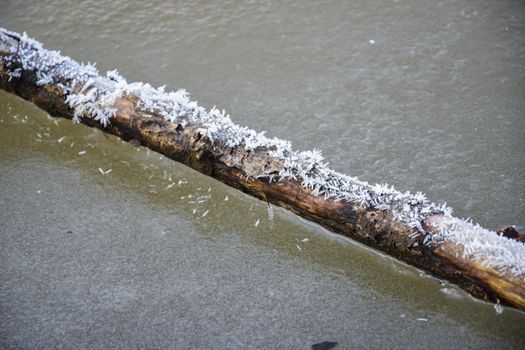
[{"xmin": 1, "ymin": 28, "xmax": 524, "ymax": 312}]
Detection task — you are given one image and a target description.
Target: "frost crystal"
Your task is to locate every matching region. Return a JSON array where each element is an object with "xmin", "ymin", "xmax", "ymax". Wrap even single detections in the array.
[{"xmin": 2, "ymin": 27, "xmax": 524, "ymax": 279}]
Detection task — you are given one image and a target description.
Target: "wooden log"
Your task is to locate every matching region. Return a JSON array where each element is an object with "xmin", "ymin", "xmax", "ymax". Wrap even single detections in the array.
[{"xmin": 1, "ymin": 28, "xmax": 524, "ymax": 311}]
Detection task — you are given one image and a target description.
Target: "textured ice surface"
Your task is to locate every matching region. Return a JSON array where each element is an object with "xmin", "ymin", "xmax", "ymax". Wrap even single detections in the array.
[{"xmin": 0, "ymin": 140, "xmax": 523, "ymax": 349}]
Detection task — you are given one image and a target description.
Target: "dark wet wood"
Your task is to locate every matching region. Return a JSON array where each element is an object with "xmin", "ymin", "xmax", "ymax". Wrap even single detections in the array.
[
  {"xmin": 497, "ymin": 226, "xmax": 525, "ymax": 243},
  {"xmin": 1, "ymin": 29, "xmax": 524, "ymax": 312}
]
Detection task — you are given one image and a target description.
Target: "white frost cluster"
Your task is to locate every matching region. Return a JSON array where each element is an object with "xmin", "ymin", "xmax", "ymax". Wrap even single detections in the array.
[
  {"xmin": 435, "ymin": 217, "xmax": 525, "ymax": 277},
  {"xmin": 2, "ymin": 27, "xmax": 524, "ymax": 278}
]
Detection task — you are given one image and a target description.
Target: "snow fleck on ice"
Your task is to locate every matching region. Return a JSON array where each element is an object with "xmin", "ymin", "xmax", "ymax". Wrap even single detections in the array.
[{"xmin": 98, "ymin": 168, "xmax": 112, "ymax": 175}]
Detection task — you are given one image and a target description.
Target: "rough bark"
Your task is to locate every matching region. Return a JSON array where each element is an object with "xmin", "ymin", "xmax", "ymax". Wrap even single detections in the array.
[{"xmin": 1, "ymin": 28, "xmax": 524, "ymax": 312}]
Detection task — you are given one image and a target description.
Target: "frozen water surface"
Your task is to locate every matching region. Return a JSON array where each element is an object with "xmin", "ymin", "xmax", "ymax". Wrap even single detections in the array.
[
  {"xmin": 1, "ymin": 94, "xmax": 524, "ymax": 349},
  {"xmin": 1, "ymin": 0, "xmax": 525, "ymax": 349}
]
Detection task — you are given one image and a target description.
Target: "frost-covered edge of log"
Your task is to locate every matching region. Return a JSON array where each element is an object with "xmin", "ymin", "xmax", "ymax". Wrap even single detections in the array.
[{"xmin": 1, "ymin": 28, "xmax": 524, "ymax": 300}]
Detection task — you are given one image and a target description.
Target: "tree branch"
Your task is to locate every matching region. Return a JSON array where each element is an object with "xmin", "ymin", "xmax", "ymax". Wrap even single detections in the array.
[{"xmin": 1, "ymin": 28, "xmax": 524, "ymax": 311}]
